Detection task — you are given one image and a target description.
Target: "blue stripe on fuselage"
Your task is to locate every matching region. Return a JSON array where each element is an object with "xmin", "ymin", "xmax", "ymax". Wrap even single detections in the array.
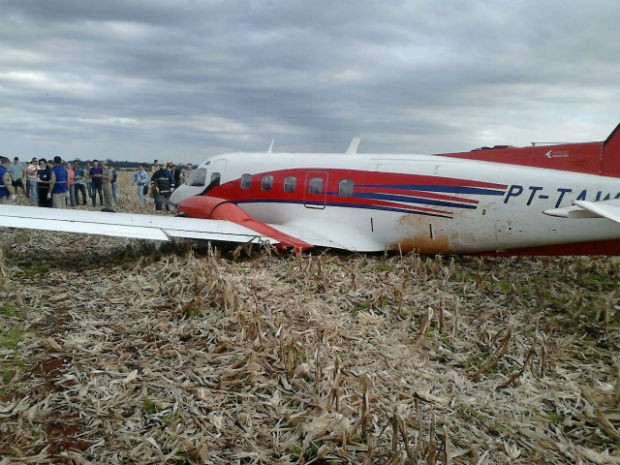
[
  {"xmin": 235, "ymin": 199, "xmax": 453, "ymax": 218},
  {"xmin": 358, "ymin": 184, "xmax": 505, "ymax": 196},
  {"xmin": 353, "ymin": 192, "xmax": 477, "ymax": 209}
]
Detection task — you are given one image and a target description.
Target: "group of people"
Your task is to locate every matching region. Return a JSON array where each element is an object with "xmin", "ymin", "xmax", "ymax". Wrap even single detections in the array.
[
  {"xmin": 133, "ymin": 160, "xmax": 192, "ymax": 212},
  {"xmin": 1, "ymin": 156, "xmax": 194, "ymax": 213},
  {"xmin": 1, "ymin": 156, "xmax": 119, "ymax": 209}
]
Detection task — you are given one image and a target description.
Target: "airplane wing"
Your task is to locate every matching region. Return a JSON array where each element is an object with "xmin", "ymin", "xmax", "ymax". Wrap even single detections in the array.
[
  {"xmin": 175, "ymin": 195, "xmax": 383, "ymax": 252},
  {"xmin": 574, "ymin": 200, "xmax": 620, "ymax": 223},
  {"xmin": 277, "ymin": 218, "xmax": 384, "ymax": 252},
  {"xmin": 544, "ymin": 199, "xmax": 620, "ymax": 223},
  {"xmin": 0, "ymin": 204, "xmax": 383, "ymax": 252},
  {"xmin": 0, "ymin": 204, "xmax": 276, "ymax": 244}
]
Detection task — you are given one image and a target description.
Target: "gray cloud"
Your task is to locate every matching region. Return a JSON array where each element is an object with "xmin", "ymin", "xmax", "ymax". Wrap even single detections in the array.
[{"xmin": 1, "ymin": 0, "xmax": 618, "ymax": 162}]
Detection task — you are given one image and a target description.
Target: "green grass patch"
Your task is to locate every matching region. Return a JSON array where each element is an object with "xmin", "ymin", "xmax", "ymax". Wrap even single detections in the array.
[
  {"xmin": 582, "ymin": 273, "xmax": 617, "ymax": 291},
  {"xmin": 374, "ymin": 262, "xmax": 396, "ymax": 273},
  {"xmin": 0, "ymin": 305, "xmax": 29, "ymax": 397},
  {"xmin": 20, "ymin": 263, "xmax": 50, "ymax": 281},
  {"xmin": 289, "ymin": 442, "xmax": 321, "ymax": 461},
  {"xmin": 1, "ymin": 356, "xmax": 27, "ymax": 396},
  {"xmin": 497, "ymin": 281, "xmax": 512, "ymax": 293},
  {"xmin": 2, "ymin": 366, "xmax": 14, "ymax": 383},
  {"xmin": 0, "ymin": 305, "xmax": 23, "ymax": 319},
  {"xmin": 544, "ymin": 411, "xmax": 565, "ymax": 425},
  {"xmin": 0, "ymin": 327, "xmax": 25, "ymax": 350},
  {"xmin": 142, "ymin": 396, "xmax": 159, "ymax": 415},
  {"xmin": 162, "ymin": 412, "xmax": 184, "ymax": 426},
  {"xmin": 456, "ymin": 403, "xmax": 485, "ymax": 424}
]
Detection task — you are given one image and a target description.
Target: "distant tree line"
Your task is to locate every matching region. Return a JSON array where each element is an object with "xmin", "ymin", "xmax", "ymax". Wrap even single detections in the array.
[{"xmin": 70, "ymin": 159, "xmax": 152, "ymax": 170}]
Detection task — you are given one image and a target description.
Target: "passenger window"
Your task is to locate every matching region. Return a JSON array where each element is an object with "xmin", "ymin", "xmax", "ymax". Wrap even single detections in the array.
[
  {"xmin": 189, "ymin": 168, "xmax": 207, "ymax": 186},
  {"xmin": 338, "ymin": 179, "xmax": 354, "ymax": 197},
  {"xmin": 240, "ymin": 173, "xmax": 252, "ymax": 190},
  {"xmin": 261, "ymin": 175, "xmax": 273, "ymax": 191},
  {"xmin": 309, "ymin": 177, "xmax": 323, "ymax": 194},
  {"xmin": 283, "ymin": 176, "xmax": 297, "ymax": 193},
  {"xmin": 210, "ymin": 172, "xmax": 221, "ymax": 186}
]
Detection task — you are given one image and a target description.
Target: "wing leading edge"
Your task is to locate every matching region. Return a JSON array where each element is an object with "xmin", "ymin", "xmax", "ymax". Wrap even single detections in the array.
[
  {"xmin": 0, "ymin": 204, "xmax": 379, "ymax": 251},
  {"xmin": 544, "ymin": 199, "xmax": 620, "ymax": 223},
  {"xmin": 0, "ymin": 205, "xmax": 275, "ymax": 244}
]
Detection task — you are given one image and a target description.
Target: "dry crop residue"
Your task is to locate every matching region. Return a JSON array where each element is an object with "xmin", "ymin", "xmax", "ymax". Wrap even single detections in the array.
[{"xmin": 1, "ymin": 173, "xmax": 620, "ymax": 464}]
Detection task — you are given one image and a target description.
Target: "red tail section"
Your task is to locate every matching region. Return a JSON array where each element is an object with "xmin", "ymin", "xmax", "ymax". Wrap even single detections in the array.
[
  {"xmin": 443, "ymin": 122, "xmax": 620, "ymax": 177},
  {"xmin": 602, "ymin": 123, "xmax": 620, "ymax": 177}
]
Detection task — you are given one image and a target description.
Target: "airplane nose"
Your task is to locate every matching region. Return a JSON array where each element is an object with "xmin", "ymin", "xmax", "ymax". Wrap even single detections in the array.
[{"xmin": 169, "ymin": 190, "xmax": 181, "ymax": 209}]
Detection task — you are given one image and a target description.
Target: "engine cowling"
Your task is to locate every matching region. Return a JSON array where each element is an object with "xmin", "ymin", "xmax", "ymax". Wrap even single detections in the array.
[{"xmin": 177, "ymin": 195, "xmax": 312, "ymax": 251}]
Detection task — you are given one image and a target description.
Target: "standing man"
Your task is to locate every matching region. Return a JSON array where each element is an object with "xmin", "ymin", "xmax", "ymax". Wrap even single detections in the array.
[
  {"xmin": 26, "ymin": 158, "xmax": 39, "ymax": 205},
  {"xmin": 132, "ymin": 164, "xmax": 149, "ymax": 204},
  {"xmin": 84, "ymin": 162, "xmax": 92, "ymax": 201},
  {"xmin": 48, "ymin": 156, "xmax": 69, "ymax": 208},
  {"xmin": 170, "ymin": 164, "xmax": 181, "ymax": 191},
  {"xmin": 101, "ymin": 160, "xmax": 114, "ymax": 210},
  {"xmin": 111, "ymin": 164, "xmax": 118, "ymax": 205},
  {"xmin": 9, "ymin": 157, "xmax": 25, "ymax": 197},
  {"xmin": 150, "ymin": 163, "xmax": 175, "ymax": 212},
  {"xmin": 184, "ymin": 163, "xmax": 193, "ymax": 184},
  {"xmin": 65, "ymin": 162, "xmax": 75, "ymax": 207},
  {"xmin": 89, "ymin": 160, "xmax": 103, "ymax": 206},
  {"xmin": 73, "ymin": 161, "xmax": 87, "ymax": 205},
  {"xmin": 0, "ymin": 157, "xmax": 17, "ymax": 204},
  {"xmin": 37, "ymin": 159, "xmax": 52, "ymax": 207}
]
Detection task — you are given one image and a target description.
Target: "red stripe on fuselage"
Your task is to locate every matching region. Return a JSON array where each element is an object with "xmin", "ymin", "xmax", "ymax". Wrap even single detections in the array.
[
  {"xmin": 314, "ymin": 196, "xmax": 454, "ymax": 216},
  {"xmin": 208, "ymin": 168, "xmax": 506, "ymax": 213}
]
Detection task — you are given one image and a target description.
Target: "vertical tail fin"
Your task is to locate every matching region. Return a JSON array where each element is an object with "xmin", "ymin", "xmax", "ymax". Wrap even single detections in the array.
[{"xmin": 602, "ymin": 122, "xmax": 620, "ymax": 176}]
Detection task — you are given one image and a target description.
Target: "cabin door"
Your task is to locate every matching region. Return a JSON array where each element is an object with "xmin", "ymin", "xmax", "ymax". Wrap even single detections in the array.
[{"xmin": 303, "ymin": 171, "xmax": 329, "ymax": 209}]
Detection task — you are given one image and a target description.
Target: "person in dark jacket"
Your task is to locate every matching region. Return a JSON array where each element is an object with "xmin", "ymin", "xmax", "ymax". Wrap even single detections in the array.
[
  {"xmin": 171, "ymin": 164, "xmax": 181, "ymax": 191},
  {"xmin": 37, "ymin": 158, "xmax": 52, "ymax": 208},
  {"xmin": 150, "ymin": 163, "xmax": 175, "ymax": 211},
  {"xmin": 0, "ymin": 156, "xmax": 16, "ymax": 204},
  {"xmin": 89, "ymin": 160, "xmax": 103, "ymax": 206}
]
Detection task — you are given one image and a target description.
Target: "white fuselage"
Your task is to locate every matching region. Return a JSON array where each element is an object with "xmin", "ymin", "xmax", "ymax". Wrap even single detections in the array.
[{"xmin": 171, "ymin": 152, "xmax": 620, "ymax": 253}]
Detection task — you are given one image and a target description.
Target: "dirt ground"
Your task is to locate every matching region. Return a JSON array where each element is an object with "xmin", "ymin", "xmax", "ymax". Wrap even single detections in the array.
[{"xmin": 1, "ymin": 173, "xmax": 619, "ymax": 464}]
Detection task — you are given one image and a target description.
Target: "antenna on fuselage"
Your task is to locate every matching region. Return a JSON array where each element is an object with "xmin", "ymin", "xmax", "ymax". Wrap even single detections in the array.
[
  {"xmin": 268, "ymin": 138, "xmax": 276, "ymax": 153},
  {"xmin": 346, "ymin": 137, "xmax": 360, "ymax": 154}
]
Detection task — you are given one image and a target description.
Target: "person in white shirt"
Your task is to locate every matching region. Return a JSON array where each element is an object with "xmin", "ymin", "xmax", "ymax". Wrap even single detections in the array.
[
  {"xmin": 132, "ymin": 164, "xmax": 149, "ymax": 204},
  {"xmin": 26, "ymin": 157, "xmax": 39, "ymax": 205}
]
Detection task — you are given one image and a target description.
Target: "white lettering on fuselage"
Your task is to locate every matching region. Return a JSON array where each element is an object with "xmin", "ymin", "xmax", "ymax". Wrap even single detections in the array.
[{"xmin": 504, "ymin": 185, "xmax": 620, "ymax": 208}]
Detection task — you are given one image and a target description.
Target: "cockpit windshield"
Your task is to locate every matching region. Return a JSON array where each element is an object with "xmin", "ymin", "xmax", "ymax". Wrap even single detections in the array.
[{"xmin": 187, "ymin": 167, "xmax": 207, "ymax": 186}]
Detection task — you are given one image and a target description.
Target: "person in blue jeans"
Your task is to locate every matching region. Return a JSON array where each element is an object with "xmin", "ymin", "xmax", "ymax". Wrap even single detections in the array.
[
  {"xmin": 133, "ymin": 164, "xmax": 149, "ymax": 204},
  {"xmin": 27, "ymin": 158, "xmax": 39, "ymax": 206},
  {"xmin": 150, "ymin": 163, "xmax": 175, "ymax": 211},
  {"xmin": 89, "ymin": 160, "xmax": 103, "ymax": 206},
  {"xmin": 111, "ymin": 165, "xmax": 118, "ymax": 204},
  {"xmin": 72, "ymin": 161, "xmax": 87, "ymax": 205}
]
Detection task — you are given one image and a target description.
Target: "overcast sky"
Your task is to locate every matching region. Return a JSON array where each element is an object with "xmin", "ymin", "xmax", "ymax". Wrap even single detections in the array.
[{"xmin": 1, "ymin": 0, "xmax": 619, "ymax": 164}]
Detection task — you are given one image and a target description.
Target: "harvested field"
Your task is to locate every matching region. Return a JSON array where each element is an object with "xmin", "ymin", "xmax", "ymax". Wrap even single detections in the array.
[{"xmin": 1, "ymin": 172, "xmax": 620, "ymax": 464}]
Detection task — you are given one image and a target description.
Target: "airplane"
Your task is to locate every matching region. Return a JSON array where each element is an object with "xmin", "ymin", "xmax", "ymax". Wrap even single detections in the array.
[{"xmin": 1, "ymin": 122, "xmax": 619, "ymax": 255}]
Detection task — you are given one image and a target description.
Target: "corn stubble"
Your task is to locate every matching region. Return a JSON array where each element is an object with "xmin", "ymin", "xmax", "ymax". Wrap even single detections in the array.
[{"xmin": 0, "ymin": 172, "xmax": 619, "ymax": 464}]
